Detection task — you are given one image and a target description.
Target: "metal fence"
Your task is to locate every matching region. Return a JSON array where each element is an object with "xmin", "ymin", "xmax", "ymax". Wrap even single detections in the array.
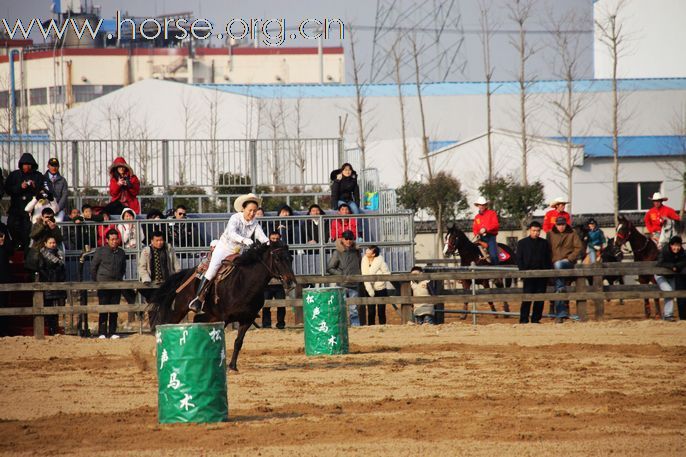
[
  {"xmin": 54, "ymin": 212, "xmax": 414, "ymax": 280},
  {"xmin": 0, "ymin": 137, "xmax": 343, "ymax": 192}
]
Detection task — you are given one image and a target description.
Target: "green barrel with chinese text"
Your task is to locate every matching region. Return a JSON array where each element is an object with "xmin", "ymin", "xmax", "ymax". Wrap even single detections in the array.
[
  {"xmin": 303, "ymin": 287, "xmax": 349, "ymax": 356},
  {"xmin": 156, "ymin": 322, "xmax": 228, "ymax": 424}
]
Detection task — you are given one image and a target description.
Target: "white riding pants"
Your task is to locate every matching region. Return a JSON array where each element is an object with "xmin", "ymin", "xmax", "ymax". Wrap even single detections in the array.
[{"xmin": 204, "ymin": 241, "xmax": 236, "ymax": 280}]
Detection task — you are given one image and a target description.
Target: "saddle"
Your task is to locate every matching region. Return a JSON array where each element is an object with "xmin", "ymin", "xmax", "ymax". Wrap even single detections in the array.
[
  {"xmin": 176, "ymin": 253, "xmax": 240, "ymax": 299},
  {"xmin": 475, "ymin": 241, "xmax": 511, "ymax": 263}
]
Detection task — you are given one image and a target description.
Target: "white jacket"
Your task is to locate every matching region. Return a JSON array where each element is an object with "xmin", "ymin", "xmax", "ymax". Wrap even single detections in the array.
[
  {"xmin": 25, "ymin": 197, "xmax": 59, "ymax": 224},
  {"xmin": 411, "ymin": 279, "xmax": 434, "ymax": 316},
  {"xmin": 116, "ymin": 222, "xmax": 143, "ymax": 249},
  {"xmin": 220, "ymin": 212, "xmax": 269, "ymax": 253},
  {"xmin": 361, "ymin": 255, "xmax": 392, "ymax": 297}
]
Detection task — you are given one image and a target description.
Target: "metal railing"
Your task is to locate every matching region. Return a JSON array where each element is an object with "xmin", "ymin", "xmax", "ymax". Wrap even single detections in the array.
[
  {"xmin": 52, "ymin": 212, "xmax": 415, "ymax": 279},
  {"xmin": 0, "ymin": 137, "xmax": 343, "ymax": 192}
]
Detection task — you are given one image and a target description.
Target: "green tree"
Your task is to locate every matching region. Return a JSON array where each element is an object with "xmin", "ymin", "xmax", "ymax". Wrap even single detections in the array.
[{"xmin": 479, "ymin": 175, "xmax": 545, "ymax": 230}]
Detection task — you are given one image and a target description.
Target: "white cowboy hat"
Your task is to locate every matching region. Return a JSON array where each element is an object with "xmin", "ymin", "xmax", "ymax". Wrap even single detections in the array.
[
  {"xmin": 549, "ymin": 197, "xmax": 568, "ymax": 207},
  {"xmin": 233, "ymin": 193, "xmax": 262, "ymax": 213},
  {"xmin": 473, "ymin": 196, "xmax": 489, "ymax": 206},
  {"xmin": 650, "ymin": 192, "xmax": 668, "ymax": 201}
]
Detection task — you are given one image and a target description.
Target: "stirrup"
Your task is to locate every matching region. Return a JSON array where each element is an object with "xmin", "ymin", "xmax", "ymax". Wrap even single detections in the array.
[{"xmin": 189, "ymin": 297, "xmax": 205, "ymax": 314}]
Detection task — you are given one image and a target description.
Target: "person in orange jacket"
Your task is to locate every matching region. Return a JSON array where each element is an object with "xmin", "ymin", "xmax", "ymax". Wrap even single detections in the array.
[
  {"xmin": 644, "ymin": 192, "xmax": 681, "ymax": 247},
  {"xmin": 543, "ymin": 197, "xmax": 572, "ymax": 233},
  {"xmin": 472, "ymin": 196, "xmax": 500, "ymax": 264}
]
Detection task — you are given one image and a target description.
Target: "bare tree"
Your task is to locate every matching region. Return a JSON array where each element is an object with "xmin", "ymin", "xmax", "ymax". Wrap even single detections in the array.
[
  {"xmin": 289, "ymin": 96, "xmax": 309, "ymax": 186},
  {"xmin": 349, "ymin": 25, "xmax": 370, "ymax": 171},
  {"xmin": 410, "ymin": 35, "xmax": 433, "ymax": 181},
  {"xmin": 178, "ymin": 88, "xmax": 201, "ymax": 185},
  {"xmin": 595, "ymin": 0, "xmax": 629, "ymax": 225},
  {"xmin": 507, "ymin": 0, "xmax": 537, "ymax": 186},
  {"xmin": 663, "ymin": 105, "xmax": 686, "ymax": 218},
  {"xmin": 202, "ymin": 90, "xmax": 221, "ymax": 196},
  {"xmin": 391, "ymin": 38, "xmax": 410, "ymax": 185},
  {"xmin": 547, "ymin": 8, "xmax": 590, "ymax": 214},
  {"xmin": 478, "ymin": 0, "xmax": 498, "ymax": 183}
]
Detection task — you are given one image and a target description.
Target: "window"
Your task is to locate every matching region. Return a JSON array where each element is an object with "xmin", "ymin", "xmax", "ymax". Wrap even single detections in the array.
[
  {"xmin": 29, "ymin": 87, "xmax": 48, "ymax": 105},
  {"xmin": 73, "ymin": 85, "xmax": 123, "ymax": 103},
  {"xmin": 49, "ymin": 86, "xmax": 65, "ymax": 104},
  {"xmin": 618, "ymin": 182, "xmax": 661, "ymax": 211}
]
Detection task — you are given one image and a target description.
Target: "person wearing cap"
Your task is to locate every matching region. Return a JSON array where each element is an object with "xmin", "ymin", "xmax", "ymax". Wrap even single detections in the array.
[
  {"xmin": 44, "ymin": 157, "xmax": 68, "ymax": 222},
  {"xmin": 655, "ymin": 236, "xmax": 686, "ymax": 322},
  {"xmin": 138, "ymin": 229, "xmax": 180, "ymax": 299},
  {"xmin": 543, "ymin": 197, "xmax": 572, "ymax": 233},
  {"xmin": 585, "ymin": 218, "xmax": 607, "ymax": 264},
  {"xmin": 644, "ymin": 192, "xmax": 680, "ymax": 248},
  {"xmin": 547, "ymin": 215, "xmax": 583, "ymax": 322},
  {"xmin": 188, "ymin": 193, "xmax": 268, "ymax": 313},
  {"xmin": 327, "ymin": 229, "xmax": 362, "ymax": 326},
  {"xmin": 472, "ymin": 196, "xmax": 500, "ymax": 264}
]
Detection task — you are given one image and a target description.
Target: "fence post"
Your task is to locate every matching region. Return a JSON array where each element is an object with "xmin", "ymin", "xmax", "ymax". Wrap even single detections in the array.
[
  {"xmin": 162, "ymin": 140, "xmax": 169, "ymax": 189},
  {"xmin": 576, "ymin": 273, "xmax": 588, "ymax": 322},
  {"xmin": 71, "ymin": 141, "xmax": 79, "ymax": 189},
  {"xmin": 33, "ymin": 289, "xmax": 45, "ymax": 339},
  {"xmin": 592, "ymin": 267, "xmax": 604, "ymax": 320},
  {"xmin": 249, "ymin": 140, "xmax": 257, "ymax": 193},
  {"xmin": 294, "ymin": 283, "xmax": 304, "ymax": 326},
  {"xmin": 400, "ymin": 282, "xmax": 413, "ymax": 324},
  {"xmin": 434, "ymin": 278, "xmax": 445, "ymax": 324}
]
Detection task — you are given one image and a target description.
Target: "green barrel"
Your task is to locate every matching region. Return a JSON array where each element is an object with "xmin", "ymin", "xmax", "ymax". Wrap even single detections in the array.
[
  {"xmin": 156, "ymin": 322, "xmax": 228, "ymax": 424},
  {"xmin": 303, "ymin": 287, "xmax": 349, "ymax": 356}
]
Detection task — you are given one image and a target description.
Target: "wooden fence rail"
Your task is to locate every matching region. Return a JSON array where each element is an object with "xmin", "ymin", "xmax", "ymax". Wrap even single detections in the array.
[{"xmin": 0, "ymin": 262, "xmax": 683, "ymax": 338}]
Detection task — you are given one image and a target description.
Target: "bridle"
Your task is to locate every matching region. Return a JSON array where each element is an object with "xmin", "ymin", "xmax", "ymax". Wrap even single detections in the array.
[
  {"xmin": 616, "ymin": 223, "xmax": 651, "ymax": 254},
  {"xmin": 444, "ymin": 231, "xmax": 457, "ymax": 256},
  {"xmin": 259, "ymin": 246, "xmax": 292, "ymax": 284}
]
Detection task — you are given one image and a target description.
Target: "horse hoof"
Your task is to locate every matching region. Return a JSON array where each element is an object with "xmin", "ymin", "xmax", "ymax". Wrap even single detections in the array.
[{"xmin": 228, "ymin": 366, "xmax": 238, "ymax": 372}]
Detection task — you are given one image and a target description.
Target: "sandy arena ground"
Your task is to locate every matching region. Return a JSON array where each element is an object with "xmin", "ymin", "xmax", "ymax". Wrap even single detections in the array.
[{"xmin": 0, "ymin": 302, "xmax": 685, "ymax": 456}]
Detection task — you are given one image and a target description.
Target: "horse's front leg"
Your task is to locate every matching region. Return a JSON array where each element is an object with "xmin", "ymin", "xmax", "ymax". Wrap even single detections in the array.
[
  {"xmin": 654, "ymin": 298, "xmax": 662, "ymax": 320},
  {"xmin": 228, "ymin": 321, "xmax": 251, "ymax": 372}
]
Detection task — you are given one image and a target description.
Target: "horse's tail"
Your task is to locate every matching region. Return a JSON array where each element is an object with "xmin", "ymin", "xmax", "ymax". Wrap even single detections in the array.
[{"xmin": 148, "ymin": 268, "xmax": 195, "ymax": 331}]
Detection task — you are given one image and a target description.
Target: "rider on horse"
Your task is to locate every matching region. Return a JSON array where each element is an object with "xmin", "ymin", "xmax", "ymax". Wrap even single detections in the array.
[
  {"xmin": 472, "ymin": 196, "xmax": 500, "ymax": 264},
  {"xmin": 543, "ymin": 197, "xmax": 572, "ymax": 233},
  {"xmin": 644, "ymin": 192, "xmax": 681, "ymax": 248},
  {"xmin": 188, "ymin": 193, "xmax": 268, "ymax": 313}
]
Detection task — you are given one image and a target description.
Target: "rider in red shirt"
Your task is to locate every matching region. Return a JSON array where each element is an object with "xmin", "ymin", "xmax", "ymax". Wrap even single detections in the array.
[
  {"xmin": 644, "ymin": 192, "xmax": 680, "ymax": 246},
  {"xmin": 543, "ymin": 197, "xmax": 572, "ymax": 233},
  {"xmin": 472, "ymin": 196, "xmax": 500, "ymax": 264}
]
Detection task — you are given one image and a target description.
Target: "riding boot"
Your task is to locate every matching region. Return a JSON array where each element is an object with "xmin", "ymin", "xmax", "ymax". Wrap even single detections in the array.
[{"xmin": 189, "ymin": 276, "xmax": 209, "ymax": 314}]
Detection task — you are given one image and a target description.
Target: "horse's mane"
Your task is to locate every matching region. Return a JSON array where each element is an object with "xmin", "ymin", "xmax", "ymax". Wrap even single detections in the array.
[{"xmin": 233, "ymin": 242, "xmax": 271, "ymax": 266}]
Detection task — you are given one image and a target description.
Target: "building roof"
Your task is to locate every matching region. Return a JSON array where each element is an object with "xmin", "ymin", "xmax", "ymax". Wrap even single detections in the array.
[
  {"xmin": 552, "ymin": 135, "xmax": 686, "ymax": 157},
  {"xmin": 198, "ymin": 78, "xmax": 686, "ymax": 99}
]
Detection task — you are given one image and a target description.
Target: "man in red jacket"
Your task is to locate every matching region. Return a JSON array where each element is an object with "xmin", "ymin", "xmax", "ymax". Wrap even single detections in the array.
[
  {"xmin": 644, "ymin": 192, "xmax": 681, "ymax": 247},
  {"xmin": 106, "ymin": 157, "xmax": 141, "ymax": 215},
  {"xmin": 543, "ymin": 197, "xmax": 572, "ymax": 233},
  {"xmin": 472, "ymin": 196, "xmax": 500, "ymax": 264}
]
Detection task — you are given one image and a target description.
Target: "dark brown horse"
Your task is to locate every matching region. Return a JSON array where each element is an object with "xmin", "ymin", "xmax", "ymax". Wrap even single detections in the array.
[
  {"xmin": 443, "ymin": 224, "xmax": 516, "ymax": 318},
  {"xmin": 614, "ymin": 216, "xmax": 661, "ymax": 318},
  {"xmin": 148, "ymin": 242, "xmax": 296, "ymax": 371}
]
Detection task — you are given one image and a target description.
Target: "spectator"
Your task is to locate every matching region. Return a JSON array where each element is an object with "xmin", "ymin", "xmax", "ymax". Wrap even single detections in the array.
[
  {"xmin": 516, "ymin": 221, "xmax": 552, "ymax": 324},
  {"xmin": 141, "ymin": 209, "xmax": 165, "ymax": 246},
  {"xmin": 73, "ymin": 204, "xmax": 100, "ymax": 251},
  {"xmin": 326, "ymin": 230, "xmax": 362, "ymax": 326},
  {"xmin": 138, "ymin": 230, "xmax": 181, "ymax": 301},
  {"xmin": 0, "ymin": 166, "xmax": 4, "ymax": 199},
  {"xmin": 472, "ymin": 196, "xmax": 500, "ymax": 264},
  {"xmin": 44, "ymin": 158, "xmax": 68, "ymax": 221},
  {"xmin": 274, "ymin": 204, "xmax": 299, "ymax": 245},
  {"xmin": 95, "ymin": 211, "xmax": 116, "ymax": 247},
  {"xmin": 0, "ymin": 228, "xmax": 14, "ymax": 307},
  {"xmin": 91, "ymin": 229, "xmax": 127, "ymax": 339},
  {"xmin": 116, "ymin": 208, "xmax": 142, "ymax": 249},
  {"xmin": 262, "ymin": 231, "xmax": 287, "ymax": 329},
  {"xmin": 330, "ymin": 163, "xmax": 361, "ymax": 214},
  {"xmin": 5, "ymin": 152, "xmax": 45, "ymax": 250},
  {"xmin": 68, "ymin": 208, "xmax": 80, "ymax": 220},
  {"xmin": 25, "ymin": 185, "xmax": 58, "ymax": 224},
  {"xmin": 255, "ymin": 207, "xmax": 269, "ymax": 236},
  {"xmin": 167, "ymin": 205, "xmax": 201, "ymax": 247},
  {"xmin": 301, "ymin": 204, "xmax": 329, "ymax": 244},
  {"xmin": 655, "ymin": 236, "xmax": 686, "ymax": 322},
  {"xmin": 38, "ymin": 235, "xmax": 67, "ymax": 335},
  {"xmin": 543, "ymin": 197, "xmax": 572, "ymax": 233},
  {"xmin": 105, "ymin": 157, "xmax": 140, "ymax": 215},
  {"xmin": 25, "ymin": 209, "xmax": 62, "ymax": 275},
  {"xmin": 547, "ymin": 216, "xmax": 583, "ymax": 323},
  {"xmin": 410, "ymin": 266, "xmax": 435, "ymax": 324},
  {"xmin": 586, "ymin": 218, "xmax": 607, "ymax": 264},
  {"xmin": 330, "ymin": 203, "xmax": 358, "ymax": 241},
  {"xmin": 361, "ymin": 245, "xmax": 392, "ymax": 325},
  {"xmin": 644, "ymin": 193, "xmax": 681, "ymax": 248}
]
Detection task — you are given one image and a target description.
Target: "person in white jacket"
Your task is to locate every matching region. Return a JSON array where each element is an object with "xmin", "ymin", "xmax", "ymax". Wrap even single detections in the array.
[
  {"xmin": 116, "ymin": 207, "xmax": 142, "ymax": 249},
  {"xmin": 361, "ymin": 245, "xmax": 392, "ymax": 325},
  {"xmin": 25, "ymin": 186, "xmax": 59, "ymax": 224},
  {"xmin": 188, "ymin": 193, "xmax": 268, "ymax": 313}
]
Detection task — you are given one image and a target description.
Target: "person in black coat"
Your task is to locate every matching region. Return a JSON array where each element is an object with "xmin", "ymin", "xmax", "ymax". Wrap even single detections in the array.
[
  {"xmin": 655, "ymin": 236, "xmax": 686, "ymax": 321},
  {"xmin": 516, "ymin": 221, "xmax": 553, "ymax": 323},
  {"xmin": 91, "ymin": 229, "xmax": 127, "ymax": 338},
  {"xmin": 330, "ymin": 163, "xmax": 361, "ymax": 214},
  {"xmin": 0, "ymin": 225, "xmax": 14, "ymax": 308},
  {"xmin": 5, "ymin": 153, "xmax": 45, "ymax": 251},
  {"xmin": 300, "ymin": 204, "xmax": 329, "ymax": 244},
  {"xmin": 38, "ymin": 236, "xmax": 67, "ymax": 335}
]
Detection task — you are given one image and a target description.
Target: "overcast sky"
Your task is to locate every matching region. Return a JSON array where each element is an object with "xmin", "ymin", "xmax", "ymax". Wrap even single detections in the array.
[{"xmin": 2, "ymin": 0, "xmax": 595, "ymax": 83}]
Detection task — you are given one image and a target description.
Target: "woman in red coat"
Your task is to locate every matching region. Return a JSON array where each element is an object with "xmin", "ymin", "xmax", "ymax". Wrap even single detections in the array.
[{"xmin": 106, "ymin": 157, "xmax": 140, "ymax": 215}]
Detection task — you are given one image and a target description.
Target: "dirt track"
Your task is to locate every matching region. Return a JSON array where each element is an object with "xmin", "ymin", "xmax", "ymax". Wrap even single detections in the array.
[{"xmin": 1, "ymin": 316, "xmax": 685, "ymax": 456}]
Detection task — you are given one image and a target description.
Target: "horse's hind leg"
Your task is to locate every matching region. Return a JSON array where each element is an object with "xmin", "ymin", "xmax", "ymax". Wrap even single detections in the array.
[
  {"xmin": 228, "ymin": 321, "xmax": 251, "ymax": 372},
  {"xmin": 643, "ymin": 298, "xmax": 651, "ymax": 319},
  {"xmin": 654, "ymin": 298, "xmax": 662, "ymax": 320},
  {"xmin": 461, "ymin": 302, "xmax": 468, "ymax": 320},
  {"xmin": 502, "ymin": 301, "xmax": 511, "ymax": 318}
]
